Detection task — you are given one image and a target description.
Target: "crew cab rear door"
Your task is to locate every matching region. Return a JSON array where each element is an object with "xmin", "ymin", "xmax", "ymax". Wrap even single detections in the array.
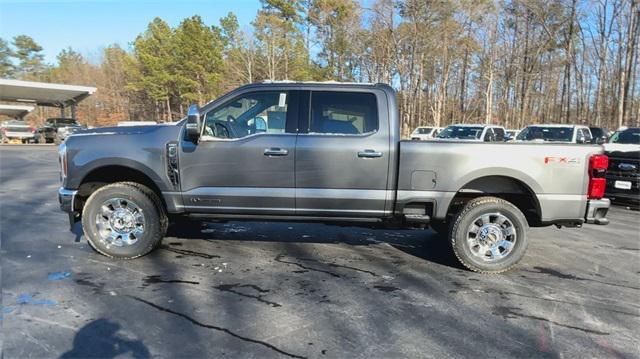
[
  {"xmin": 295, "ymin": 89, "xmax": 391, "ymax": 216},
  {"xmin": 179, "ymin": 90, "xmax": 299, "ymax": 215}
]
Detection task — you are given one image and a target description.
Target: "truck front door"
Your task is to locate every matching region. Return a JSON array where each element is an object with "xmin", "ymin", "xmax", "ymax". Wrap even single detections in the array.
[
  {"xmin": 295, "ymin": 90, "xmax": 392, "ymax": 217},
  {"xmin": 179, "ymin": 90, "xmax": 298, "ymax": 215}
]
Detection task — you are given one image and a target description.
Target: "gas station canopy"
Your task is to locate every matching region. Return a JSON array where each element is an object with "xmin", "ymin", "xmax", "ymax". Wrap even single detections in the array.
[
  {"xmin": 0, "ymin": 104, "xmax": 35, "ymax": 118},
  {"xmin": 0, "ymin": 79, "xmax": 96, "ymax": 108}
]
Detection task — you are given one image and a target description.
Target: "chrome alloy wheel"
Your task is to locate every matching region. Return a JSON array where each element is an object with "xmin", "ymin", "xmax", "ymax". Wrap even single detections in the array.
[
  {"xmin": 95, "ymin": 198, "xmax": 145, "ymax": 247},
  {"xmin": 467, "ymin": 213, "xmax": 517, "ymax": 262}
]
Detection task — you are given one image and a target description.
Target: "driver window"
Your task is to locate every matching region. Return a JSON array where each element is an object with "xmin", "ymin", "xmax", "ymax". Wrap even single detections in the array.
[
  {"xmin": 484, "ymin": 128, "xmax": 495, "ymax": 141},
  {"xmin": 203, "ymin": 91, "xmax": 288, "ymax": 139}
]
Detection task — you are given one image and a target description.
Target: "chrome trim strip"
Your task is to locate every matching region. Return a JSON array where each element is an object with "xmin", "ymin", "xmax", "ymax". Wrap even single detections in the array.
[
  {"xmin": 183, "ymin": 187, "xmax": 294, "ymax": 197},
  {"xmin": 181, "ymin": 205, "xmax": 389, "ymax": 214},
  {"xmin": 296, "ymin": 188, "xmax": 390, "ymax": 200}
]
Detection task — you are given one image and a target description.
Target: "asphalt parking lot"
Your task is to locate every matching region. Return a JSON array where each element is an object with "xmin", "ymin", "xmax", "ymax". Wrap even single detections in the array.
[{"xmin": 1, "ymin": 145, "xmax": 639, "ymax": 358}]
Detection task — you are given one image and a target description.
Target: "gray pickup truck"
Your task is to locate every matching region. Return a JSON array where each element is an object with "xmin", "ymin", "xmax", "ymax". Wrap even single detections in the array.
[{"xmin": 58, "ymin": 82, "xmax": 610, "ymax": 273}]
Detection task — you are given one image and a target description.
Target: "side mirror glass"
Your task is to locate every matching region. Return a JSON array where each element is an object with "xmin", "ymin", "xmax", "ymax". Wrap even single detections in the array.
[{"xmin": 186, "ymin": 104, "xmax": 201, "ymax": 143}]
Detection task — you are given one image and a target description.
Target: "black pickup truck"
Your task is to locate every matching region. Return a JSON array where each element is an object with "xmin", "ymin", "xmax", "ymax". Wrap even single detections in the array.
[{"xmin": 58, "ymin": 82, "xmax": 609, "ymax": 273}]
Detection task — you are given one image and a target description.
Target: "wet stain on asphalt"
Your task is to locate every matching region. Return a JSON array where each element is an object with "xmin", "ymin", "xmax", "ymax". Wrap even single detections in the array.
[
  {"xmin": 213, "ymin": 283, "xmax": 281, "ymax": 308},
  {"xmin": 373, "ymin": 285, "xmax": 400, "ymax": 293},
  {"xmin": 528, "ymin": 267, "xmax": 640, "ymax": 290},
  {"xmin": 492, "ymin": 306, "xmax": 610, "ymax": 335},
  {"xmin": 142, "ymin": 275, "xmax": 200, "ymax": 287},
  {"xmin": 75, "ymin": 274, "xmax": 107, "ymax": 295},
  {"xmin": 127, "ymin": 295, "xmax": 305, "ymax": 358},
  {"xmin": 160, "ymin": 245, "xmax": 220, "ymax": 259}
]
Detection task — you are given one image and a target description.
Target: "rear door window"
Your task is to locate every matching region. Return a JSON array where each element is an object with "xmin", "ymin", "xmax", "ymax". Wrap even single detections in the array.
[
  {"xmin": 309, "ymin": 92, "xmax": 378, "ymax": 135},
  {"xmin": 493, "ymin": 128, "xmax": 505, "ymax": 141}
]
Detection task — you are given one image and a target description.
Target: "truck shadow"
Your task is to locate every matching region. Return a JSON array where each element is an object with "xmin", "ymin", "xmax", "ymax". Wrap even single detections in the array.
[{"xmin": 165, "ymin": 218, "xmax": 465, "ymax": 270}]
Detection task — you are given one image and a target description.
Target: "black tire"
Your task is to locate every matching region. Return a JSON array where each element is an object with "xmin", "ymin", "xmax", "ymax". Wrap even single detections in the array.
[
  {"xmin": 81, "ymin": 182, "xmax": 166, "ymax": 259},
  {"xmin": 450, "ymin": 196, "xmax": 529, "ymax": 274},
  {"xmin": 121, "ymin": 181, "xmax": 169, "ymax": 247}
]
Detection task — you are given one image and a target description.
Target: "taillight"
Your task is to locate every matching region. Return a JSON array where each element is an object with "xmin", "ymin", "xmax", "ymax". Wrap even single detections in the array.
[
  {"xmin": 588, "ymin": 154, "xmax": 608, "ymax": 199},
  {"xmin": 30, "ymin": 127, "xmax": 36, "ymax": 134}
]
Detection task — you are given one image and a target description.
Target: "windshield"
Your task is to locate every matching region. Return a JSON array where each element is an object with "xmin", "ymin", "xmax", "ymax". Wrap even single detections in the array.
[
  {"xmin": 437, "ymin": 126, "xmax": 484, "ymax": 140},
  {"xmin": 516, "ymin": 126, "xmax": 574, "ymax": 142},
  {"xmin": 590, "ymin": 128, "xmax": 606, "ymax": 138},
  {"xmin": 413, "ymin": 127, "xmax": 433, "ymax": 135},
  {"xmin": 609, "ymin": 128, "xmax": 640, "ymax": 144}
]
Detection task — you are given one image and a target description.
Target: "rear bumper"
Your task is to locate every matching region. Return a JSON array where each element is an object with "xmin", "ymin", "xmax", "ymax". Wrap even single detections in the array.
[
  {"xmin": 58, "ymin": 187, "xmax": 77, "ymax": 213},
  {"xmin": 4, "ymin": 133, "xmax": 36, "ymax": 139},
  {"xmin": 585, "ymin": 198, "xmax": 610, "ymax": 225}
]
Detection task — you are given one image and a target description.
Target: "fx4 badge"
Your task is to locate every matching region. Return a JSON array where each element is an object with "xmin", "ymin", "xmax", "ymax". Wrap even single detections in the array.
[{"xmin": 544, "ymin": 156, "xmax": 580, "ymax": 164}]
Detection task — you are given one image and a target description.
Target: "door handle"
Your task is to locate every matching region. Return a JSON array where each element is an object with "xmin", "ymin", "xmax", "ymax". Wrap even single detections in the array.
[
  {"xmin": 264, "ymin": 148, "xmax": 289, "ymax": 156},
  {"xmin": 357, "ymin": 149, "xmax": 383, "ymax": 158}
]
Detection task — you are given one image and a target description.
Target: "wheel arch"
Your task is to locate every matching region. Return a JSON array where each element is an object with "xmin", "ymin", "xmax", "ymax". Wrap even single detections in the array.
[
  {"xmin": 74, "ymin": 164, "xmax": 166, "ymax": 214},
  {"xmin": 446, "ymin": 175, "xmax": 542, "ymax": 227}
]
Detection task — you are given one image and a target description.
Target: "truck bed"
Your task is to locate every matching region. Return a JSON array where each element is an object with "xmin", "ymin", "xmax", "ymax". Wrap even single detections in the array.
[{"xmin": 396, "ymin": 140, "xmax": 605, "ymax": 222}]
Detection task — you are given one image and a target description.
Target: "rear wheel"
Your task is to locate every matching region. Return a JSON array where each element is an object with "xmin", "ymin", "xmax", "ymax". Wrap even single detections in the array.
[
  {"xmin": 81, "ymin": 183, "xmax": 166, "ymax": 259},
  {"xmin": 450, "ymin": 196, "xmax": 528, "ymax": 273}
]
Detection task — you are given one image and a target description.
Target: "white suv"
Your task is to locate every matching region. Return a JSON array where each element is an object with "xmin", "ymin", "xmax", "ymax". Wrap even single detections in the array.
[
  {"xmin": 436, "ymin": 124, "xmax": 506, "ymax": 142},
  {"xmin": 410, "ymin": 126, "xmax": 441, "ymax": 140},
  {"xmin": 516, "ymin": 124, "xmax": 593, "ymax": 144}
]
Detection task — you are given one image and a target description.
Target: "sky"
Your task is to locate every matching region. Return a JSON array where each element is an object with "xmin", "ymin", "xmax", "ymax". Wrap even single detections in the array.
[{"xmin": 0, "ymin": 0, "xmax": 262, "ymax": 64}]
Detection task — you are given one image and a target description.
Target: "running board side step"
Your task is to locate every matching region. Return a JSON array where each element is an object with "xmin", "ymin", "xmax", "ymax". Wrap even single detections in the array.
[{"xmin": 404, "ymin": 214, "xmax": 431, "ymax": 224}]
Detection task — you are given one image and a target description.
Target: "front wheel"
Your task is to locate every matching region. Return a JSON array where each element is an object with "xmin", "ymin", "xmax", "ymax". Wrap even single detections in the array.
[
  {"xmin": 81, "ymin": 183, "xmax": 166, "ymax": 259},
  {"xmin": 450, "ymin": 196, "xmax": 529, "ymax": 273}
]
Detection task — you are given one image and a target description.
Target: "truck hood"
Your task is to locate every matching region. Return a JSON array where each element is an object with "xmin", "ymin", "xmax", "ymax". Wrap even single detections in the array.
[{"xmin": 70, "ymin": 121, "xmax": 183, "ymax": 137}]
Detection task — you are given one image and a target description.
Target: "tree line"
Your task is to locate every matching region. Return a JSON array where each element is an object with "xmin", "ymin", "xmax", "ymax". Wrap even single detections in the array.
[{"xmin": 0, "ymin": 0, "xmax": 638, "ymax": 135}]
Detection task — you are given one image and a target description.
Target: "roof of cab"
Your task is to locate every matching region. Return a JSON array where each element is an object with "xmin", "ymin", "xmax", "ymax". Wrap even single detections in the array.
[{"xmin": 523, "ymin": 124, "xmax": 586, "ymax": 128}]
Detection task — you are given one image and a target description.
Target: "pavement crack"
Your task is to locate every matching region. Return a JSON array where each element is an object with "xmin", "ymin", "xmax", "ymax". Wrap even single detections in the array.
[
  {"xmin": 297, "ymin": 258, "xmax": 378, "ymax": 277},
  {"xmin": 492, "ymin": 306, "xmax": 610, "ymax": 335},
  {"xmin": 275, "ymin": 255, "xmax": 341, "ymax": 278},
  {"xmin": 143, "ymin": 275, "xmax": 200, "ymax": 286},
  {"xmin": 528, "ymin": 267, "xmax": 640, "ymax": 291},
  {"xmin": 160, "ymin": 245, "xmax": 220, "ymax": 259},
  {"xmin": 213, "ymin": 284, "xmax": 281, "ymax": 308},
  {"xmin": 126, "ymin": 295, "xmax": 304, "ymax": 358}
]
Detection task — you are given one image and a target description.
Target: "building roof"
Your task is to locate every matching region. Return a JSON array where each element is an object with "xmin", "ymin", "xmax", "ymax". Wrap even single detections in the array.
[
  {"xmin": 0, "ymin": 104, "xmax": 35, "ymax": 118},
  {"xmin": 0, "ymin": 79, "xmax": 96, "ymax": 107}
]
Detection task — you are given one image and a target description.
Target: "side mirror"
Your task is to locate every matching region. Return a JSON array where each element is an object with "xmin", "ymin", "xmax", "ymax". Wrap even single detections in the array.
[
  {"xmin": 596, "ymin": 137, "xmax": 606, "ymax": 145},
  {"xmin": 186, "ymin": 104, "xmax": 201, "ymax": 143}
]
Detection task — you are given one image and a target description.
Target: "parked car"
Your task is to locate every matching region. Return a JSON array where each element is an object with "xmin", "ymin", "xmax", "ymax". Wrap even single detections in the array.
[
  {"xmin": 38, "ymin": 118, "xmax": 85, "ymax": 144},
  {"xmin": 505, "ymin": 129, "xmax": 520, "ymax": 141},
  {"xmin": 589, "ymin": 126, "xmax": 609, "ymax": 144},
  {"xmin": 603, "ymin": 127, "xmax": 640, "ymax": 204},
  {"xmin": 410, "ymin": 126, "xmax": 441, "ymax": 140},
  {"xmin": 436, "ymin": 124, "xmax": 506, "ymax": 142},
  {"xmin": 0, "ymin": 119, "xmax": 37, "ymax": 144},
  {"xmin": 58, "ymin": 82, "xmax": 609, "ymax": 273},
  {"xmin": 516, "ymin": 124, "xmax": 592, "ymax": 144}
]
